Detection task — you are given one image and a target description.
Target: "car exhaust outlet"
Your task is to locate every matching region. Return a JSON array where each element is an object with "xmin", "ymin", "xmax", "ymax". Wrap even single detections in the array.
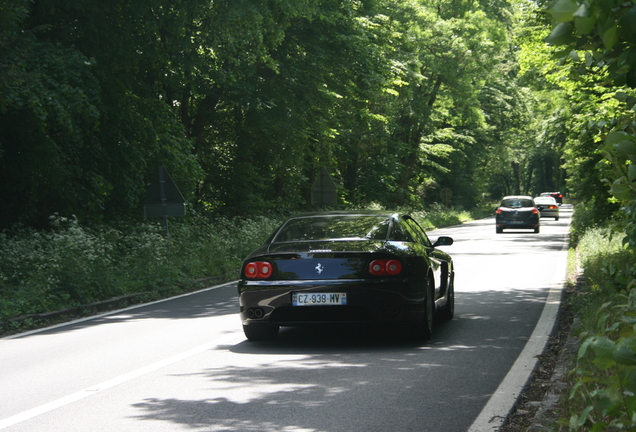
[
  {"xmin": 253, "ymin": 308, "xmax": 264, "ymax": 318},
  {"xmin": 247, "ymin": 309, "xmax": 255, "ymax": 318}
]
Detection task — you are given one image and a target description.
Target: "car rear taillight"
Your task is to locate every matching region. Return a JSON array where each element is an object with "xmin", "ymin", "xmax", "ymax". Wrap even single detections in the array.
[
  {"xmin": 549, "ymin": 205, "xmax": 557, "ymax": 209},
  {"xmin": 495, "ymin": 208, "xmax": 503, "ymax": 215},
  {"xmin": 369, "ymin": 259, "xmax": 403, "ymax": 276},
  {"xmin": 244, "ymin": 261, "xmax": 274, "ymax": 279},
  {"xmin": 531, "ymin": 208, "xmax": 539, "ymax": 215}
]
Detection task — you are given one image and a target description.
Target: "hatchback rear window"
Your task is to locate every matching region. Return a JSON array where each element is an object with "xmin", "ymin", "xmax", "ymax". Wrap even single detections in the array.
[
  {"xmin": 501, "ymin": 198, "xmax": 534, "ymax": 208},
  {"xmin": 534, "ymin": 198, "xmax": 556, "ymax": 205},
  {"xmin": 274, "ymin": 216, "xmax": 390, "ymax": 242}
]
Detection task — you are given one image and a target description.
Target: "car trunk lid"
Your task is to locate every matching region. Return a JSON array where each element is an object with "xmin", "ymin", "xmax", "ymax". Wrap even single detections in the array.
[{"xmin": 264, "ymin": 240, "xmax": 384, "ymax": 280}]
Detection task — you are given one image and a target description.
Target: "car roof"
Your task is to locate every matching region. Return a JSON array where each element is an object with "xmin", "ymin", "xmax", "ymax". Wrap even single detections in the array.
[{"xmin": 534, "ymin": 196, "xmax": 556, "ymax": 201}]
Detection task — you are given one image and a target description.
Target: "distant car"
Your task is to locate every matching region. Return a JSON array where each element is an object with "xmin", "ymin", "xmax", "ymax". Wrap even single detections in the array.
[
  {"xmin": 534, "ymin": 196, "xmax": 559, "ymax": 220},
  {"xmin": 237, "ymin": 211, "xmax": 455, "ymax": 341},
  {"xmin": 540, "ymin": 191, "xmax": 563, "ymax": 204},
  {"xmin": 495, "ymin": 196, "xmax": 540, "ymax": 233}
]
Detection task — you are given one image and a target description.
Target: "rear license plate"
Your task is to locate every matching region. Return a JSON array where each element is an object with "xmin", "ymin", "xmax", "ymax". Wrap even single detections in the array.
[
  {"xmin": 509, "ymin": 220, "xmax": 525, "ymax": 224},
  {"xmin": 292, "ymin": 293, "xmax": 347, "ymax": 306}
]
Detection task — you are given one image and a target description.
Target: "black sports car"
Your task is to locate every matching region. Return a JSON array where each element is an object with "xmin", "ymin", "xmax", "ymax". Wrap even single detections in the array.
[
  {"xmin": 495, "ymin": 196, "xmax": 540, "ymax": 233},
  {"xmin": 237, "ymin": 211, "xmax": 454, "ymax": 341}
]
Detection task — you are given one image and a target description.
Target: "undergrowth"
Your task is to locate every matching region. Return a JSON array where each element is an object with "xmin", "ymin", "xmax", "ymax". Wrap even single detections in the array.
[
  {"xmin": 0, "ymin": 213, "xmax": 284, "ymax": 326},
  {"xmin": 557, "ymin": 226, "xmax": 636, "ymax": 431}
]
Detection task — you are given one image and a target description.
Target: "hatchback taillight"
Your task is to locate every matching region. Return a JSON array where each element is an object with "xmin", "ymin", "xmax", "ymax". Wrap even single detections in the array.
[
  {"xmin": 369, "ymin": 259, "xmax": 403, "ymax": 276},
  {"xmin": 531, "ymin": 208, "xmax": 539, "ymax": 215},
  {"xmin": 244, "ymin": 261, "xmax": 274, "ymax": 279}
]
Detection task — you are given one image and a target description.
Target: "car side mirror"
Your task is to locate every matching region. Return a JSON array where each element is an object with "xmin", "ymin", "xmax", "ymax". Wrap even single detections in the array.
[{"xmin": 433, "ymin": 236, "xmax": 453, "ymax": 247}]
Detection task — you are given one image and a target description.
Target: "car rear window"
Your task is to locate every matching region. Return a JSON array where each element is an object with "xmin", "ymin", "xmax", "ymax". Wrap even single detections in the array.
[
  {"xmin": 534, "ymin": 198, "xmax": 556, "ymax": 205},
  {"xmin": 501, "ymin": 198, "xmax": 534, "ymax": 208},
  {"xmin": 274, "ymin": 216, "xmax": 390, "ymax": 242}
]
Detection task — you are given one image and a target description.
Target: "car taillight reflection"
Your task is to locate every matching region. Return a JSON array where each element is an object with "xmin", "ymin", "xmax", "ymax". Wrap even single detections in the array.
[
  {"xmin": 369, "ymin": 259, "xmax": 403, "ymax": 276},
  {"xmin": 244, "ymin": 261, "xmax": 274, "ymax": 279}
]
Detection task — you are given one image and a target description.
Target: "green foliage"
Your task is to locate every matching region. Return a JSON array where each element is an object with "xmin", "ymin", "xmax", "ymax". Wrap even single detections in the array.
[
  {"xmin": 0, "ymin": 214, "xmax": 284, "ymax": 323},
  {"xmin": 558, "ymin": 225, "xmax": 636, "ymax": 430},
  {"xmin": 546, "ymin": 0, "xmax": 636, "ymax": 87},
  {"xmin": 570, "ymin": 198, "xmax": 618, "ymax": 245},
  {"xmin": 564, "ymin": 293, "xmax": 636, "ymax": 431},
  {"xmin": 0, "ymin": 0, "xmax": 202, "ymax": 228},
  {"xmin": 545, "ymin": 0, "xmax": 636, "ymax": 298},
  {"xmin": 0, "ymin": 0, "xmax": 536, "ymax": 228},
  {"xmin": 578, "ymin": 227, "xmax": 636, "ymax": 293}
]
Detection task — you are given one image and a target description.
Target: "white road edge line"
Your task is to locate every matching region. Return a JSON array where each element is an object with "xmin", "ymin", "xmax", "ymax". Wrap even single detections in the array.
[
  {"xmin": 2, "ymin": 281, "xmax": 238, "ymax": 340},
  {"xmin": 467, "ymin": 234, "xmax": 569, "ymax": 432},
  {"xmin": 0, "ymin": 329, "xmax": 244, "ymax": 430}
]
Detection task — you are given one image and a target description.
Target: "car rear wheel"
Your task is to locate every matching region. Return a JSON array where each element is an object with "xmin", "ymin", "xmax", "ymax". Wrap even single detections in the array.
[
  {"xmin": 243, "ymin": 324, "xmax": 279, "ymax": 341},
  {"xmin": 496, "ymin": 227, "xmax": 503, "ymax": 233},
  {"xmin": 534, "ymin": 226, "xmax": 540, "ymax": 233}
]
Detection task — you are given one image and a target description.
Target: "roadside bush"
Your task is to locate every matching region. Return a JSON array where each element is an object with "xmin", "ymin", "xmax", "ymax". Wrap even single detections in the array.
[
  {"xmin": 0, "ymin": 214, "xmax": 284, "ymax": 323},
  {"xmin": 577, "ymin": 227, "xmax": 636, "ymax": 294},
  {"xmin": 570, "ymin": 199, "xmax": 620, "ymax": 246},
  {"xmin": 560, "ymin": 227, "xmax": 636, "ymax": 431},
  {"xmin": 413, "ymin": 202, "xmax": 493, "ymax": 229}
]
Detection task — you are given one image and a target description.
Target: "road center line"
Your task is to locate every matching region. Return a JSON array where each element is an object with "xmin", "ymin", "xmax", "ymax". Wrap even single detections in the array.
[{"xmin": 0, "ymin": 330, "xmax": 244, "ymax": 430}]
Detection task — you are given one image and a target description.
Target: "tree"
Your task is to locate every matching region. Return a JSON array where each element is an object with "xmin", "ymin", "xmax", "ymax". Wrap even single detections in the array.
[
  {"xmin": 0, "ymin": 0, "xmax": 545, "ymax": 227},
  {"xmin": 545, "ymin": 0, "xmax": 636, "ymax": 240},
  {"xmin": 0, "ymin": 0, "xmax": 203, "ymax": 228}
]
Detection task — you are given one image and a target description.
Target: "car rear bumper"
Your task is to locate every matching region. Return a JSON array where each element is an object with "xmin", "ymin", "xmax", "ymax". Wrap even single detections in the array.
[
  {"xmin": 238, "ymin": 279, "xmax": 427, "ymax": 325},
  {"xmin": 495, "ymin": 216, "xmax": 540, "ymax": 229},
  {"xmin": 538, "ymin": 211, "xmax": 559, "ymax": 218}
]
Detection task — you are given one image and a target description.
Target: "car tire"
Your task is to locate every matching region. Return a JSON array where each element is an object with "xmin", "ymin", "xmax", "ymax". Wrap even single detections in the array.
[
  {"xmin": 496, "ymin": 227, "xmax": 503, "ymax": 234},
  {"xmin": 534, "ymin": 226, "xmax": 540, "ymax": 233},
  {"xmin": 243, "ymin": 324, "xmax": 279, "ymax": 341},
  {"xmin": 438, "ymin": 271, "xmax": 454, "ymax": 322},
  {"xmin": 555, "ymin": 217, "xmax": 559, "ymax": 221}
]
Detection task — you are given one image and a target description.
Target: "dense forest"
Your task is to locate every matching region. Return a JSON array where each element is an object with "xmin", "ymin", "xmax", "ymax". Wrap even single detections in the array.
[{"xmin": 1, "ymin": 0, "xmax": 575, "ymax": 230}]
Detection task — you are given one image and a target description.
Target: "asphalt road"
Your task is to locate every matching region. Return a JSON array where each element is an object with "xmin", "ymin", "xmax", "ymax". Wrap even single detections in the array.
[{"xmin": 0, "ymin": 207, "xmax": 572, "ymax": 432}]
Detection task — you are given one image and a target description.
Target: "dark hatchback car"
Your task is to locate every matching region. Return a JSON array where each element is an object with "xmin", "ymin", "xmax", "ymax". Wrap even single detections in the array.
[
  {"xmin": 495, "ymin": 196, "xmax": 540, "ymax": 233},
  {"xmin": 238, "ymin": 211, "xmax": 454, "ymax": 341}
]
